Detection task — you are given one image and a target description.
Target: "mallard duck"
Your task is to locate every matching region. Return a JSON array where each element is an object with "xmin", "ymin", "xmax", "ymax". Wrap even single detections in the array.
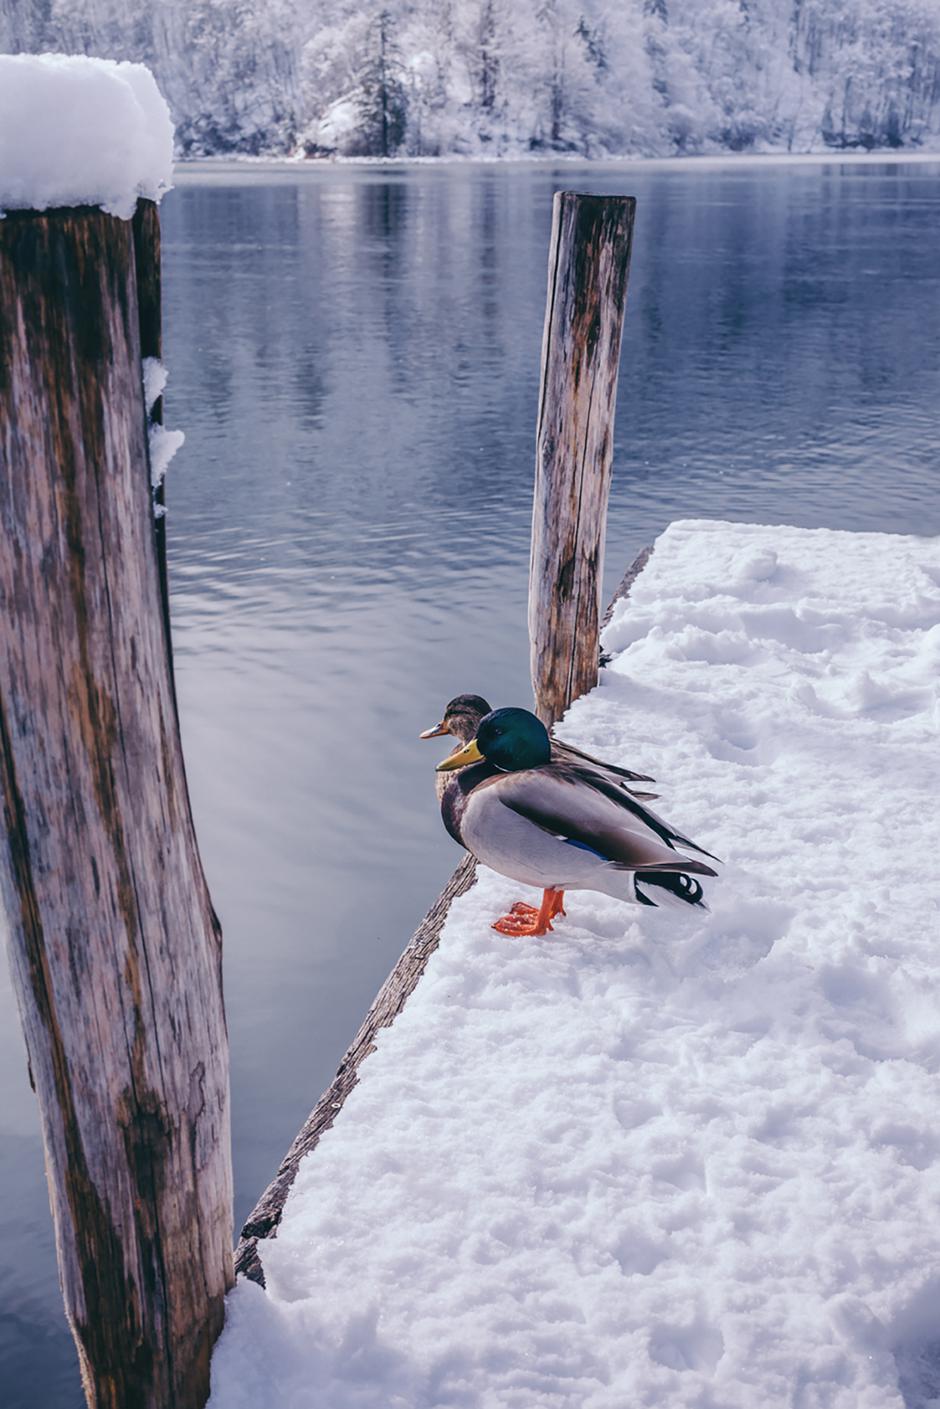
[
  {"xmin": 421, "ymin": 695, "xmax": 497, "ymax": 802},
  {"xmin": 421, "ymin": 693, "xmax": 659, "ymax": 801},
  {"xmin": 436, "ymin": 707, "xmax": 718, "ymax": 937}
]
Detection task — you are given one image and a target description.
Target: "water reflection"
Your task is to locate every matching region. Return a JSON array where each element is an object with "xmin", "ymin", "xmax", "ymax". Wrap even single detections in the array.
[{"xmin": 1, "ymin": 157, "xmax": 938, "ymax": 1407}]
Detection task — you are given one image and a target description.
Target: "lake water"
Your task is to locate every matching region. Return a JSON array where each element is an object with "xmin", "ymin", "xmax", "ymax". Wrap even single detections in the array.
[{"xmin": 2, "ymin": 156, "xmax": 939, "ymax": 1406}]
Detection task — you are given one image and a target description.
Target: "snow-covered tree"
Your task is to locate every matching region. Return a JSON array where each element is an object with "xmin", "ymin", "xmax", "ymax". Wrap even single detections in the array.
[
  {"xmin": 300, "ymin": 6, "xmax": 408, "ymax": 155},
  {"xmin": 360, "ymin": 10, "xmax": 409, "ymax": 155},
  {"xmin": 3, "ymin": 0, "xmax": 940, "ymax": 156},
  {"xmin": 0, "ymin": 0, "xmax": 299, "ymax": 153}
]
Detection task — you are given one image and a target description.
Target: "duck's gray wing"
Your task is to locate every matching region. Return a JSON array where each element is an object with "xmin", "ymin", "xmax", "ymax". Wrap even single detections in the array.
[
  {"xmin": 552, "ymin": 737, "xmax": 656, "ymax": 785},
  {"xmin": 495, "ymin": 767, "xmax": 718, "ymax": 877},
  {"xmin": 565, "ymin": 761, "xmax": 721, "ymax": 863}
]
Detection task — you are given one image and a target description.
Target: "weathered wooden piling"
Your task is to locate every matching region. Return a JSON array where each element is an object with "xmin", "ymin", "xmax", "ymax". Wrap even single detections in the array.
[
  {"xmin": 529, "ymin": 191, "xmax": 636, "ymax": 726},
  {"xmin": 0, "ymin": 203, "xmax": 233, "ymax": 1409}
]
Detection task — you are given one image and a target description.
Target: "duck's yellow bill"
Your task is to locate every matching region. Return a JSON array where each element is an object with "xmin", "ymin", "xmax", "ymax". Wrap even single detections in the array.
[
  {"xmin": 435, "ymin": 738, "xmax": 484, "ymax": 771},
  {"xmin": 419, "ymin": 721, "xmax": 448, "ymax": 738}
]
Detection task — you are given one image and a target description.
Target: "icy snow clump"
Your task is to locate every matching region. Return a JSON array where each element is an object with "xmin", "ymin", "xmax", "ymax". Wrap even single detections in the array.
[
  {"xmin": 141, "ymin": 358, "xmax": 184, "ymax": 516},
  {"xmin": 142, "ymin": 356, "xmax": 168, "ymax": 415}
]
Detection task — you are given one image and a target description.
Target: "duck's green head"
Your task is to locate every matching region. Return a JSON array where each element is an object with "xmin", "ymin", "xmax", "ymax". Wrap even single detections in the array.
[{"xmin": 436, "ymin": 707, "xmax": 551, "ymax": 774}]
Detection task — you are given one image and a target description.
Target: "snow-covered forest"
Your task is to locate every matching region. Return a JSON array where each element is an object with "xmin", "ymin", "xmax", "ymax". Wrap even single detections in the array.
[{"xmin": 2, "ymin": 0, "xmax": 940, "ymax": 159}]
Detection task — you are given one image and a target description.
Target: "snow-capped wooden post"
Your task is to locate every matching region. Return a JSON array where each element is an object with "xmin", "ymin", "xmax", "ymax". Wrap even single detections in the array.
[
  {"xmin": 529, "ymin": 191, "xmax": 636, "ymax": 726},
  {"xmin": 0, "ymin": 58, "xmax": 233, "ymax": 1409}
]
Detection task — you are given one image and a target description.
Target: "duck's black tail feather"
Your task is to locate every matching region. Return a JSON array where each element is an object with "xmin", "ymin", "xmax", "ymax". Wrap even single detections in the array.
[{"xmin": 634, "ymin": 871, "xmax": 706, "ymax": 908}]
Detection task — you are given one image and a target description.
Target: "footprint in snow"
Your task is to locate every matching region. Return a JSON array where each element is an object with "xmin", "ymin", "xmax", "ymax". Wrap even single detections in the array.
[
  {"xmin": 648, "ymin": 1315, "xmax": 725, "ymax": 1374},
  {"xmin": 804, "ymin": 671, "xmax": 931, "ymax": 723},
  {"xmin": 652, "ymin": 1151, "xmax": 707, "ymax": 1192},
  {"xmin": 872, "ymin": 1122, "xmax": 940, "ymax": 1172},
  {"xmin": 739, "ymin": 603, "xmax": 843, "ymax": 653},
  {"xmin": 667, "ymin": 626, "xmax": 760, "ymax": 666},
  {"xmin": 750, "ymin": 1103, "xmax": 805, "ymax": 1146},
  {"xmin": 612, "ymin": 1228, "xmax": 669, "ymax": 1277},
  {"xmin": 705, "ymin": 710, "xmax": 777, "ymax": 767},
  {"xmin": 681, "ymin": 893, "xmax": 793, "ymax": 979},
  {"xmin": 613, "ymin": 1095, "xmax": 660, "ymax": 1130}
]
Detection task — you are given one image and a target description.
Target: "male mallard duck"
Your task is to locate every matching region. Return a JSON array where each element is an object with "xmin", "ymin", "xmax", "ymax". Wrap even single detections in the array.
[
  {"xmin": 421, "ymin": 693, "xmax": 659, "ymax": 801},
  {"xmin": 436, "ymin": 707, "xmax": 718, "ymax": 937}
]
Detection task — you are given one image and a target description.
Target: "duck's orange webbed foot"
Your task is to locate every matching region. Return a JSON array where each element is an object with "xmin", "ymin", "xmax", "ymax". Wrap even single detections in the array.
[
  {"xmin": 492, "ymin": 912, "xmax": 553, "ymax": 937},
  {"xmin": 492, "ymin": 889, "xmax": 565, "ymax": 938}
]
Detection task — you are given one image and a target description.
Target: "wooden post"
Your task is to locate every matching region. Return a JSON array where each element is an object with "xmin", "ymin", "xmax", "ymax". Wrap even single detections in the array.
[
  {"xmin": 0, "ymin": 204, "xmax": 233, "ymax": 1408},
  {"xmin": 529, "ymin": 191, "xmax": 636, "ymax": 725},
  {"xmin": 132, "ymin": 199, "xmax": 175, "ymax": 673}
]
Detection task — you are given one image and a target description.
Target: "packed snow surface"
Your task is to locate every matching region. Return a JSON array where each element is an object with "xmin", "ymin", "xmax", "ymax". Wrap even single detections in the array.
[
  {"xmin": 0, "ymin": 55, "xmax": 173, "ymax": 218},
  {"xmin": 210, "ymin": 520, "xmax": 940, "ymax": 1409}
]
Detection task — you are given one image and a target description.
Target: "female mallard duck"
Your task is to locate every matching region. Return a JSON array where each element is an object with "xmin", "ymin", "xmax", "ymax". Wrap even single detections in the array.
[
  {"xmin": 436, "ymin": 707, "xmax": 718, "ymax": 937},
  {"xmin": 421, "ymin": 695, "xmax": 496, "ymax": 802},
  {"xmin": 421, "ymin": 693, "xmax": 659, "ymax": 801}
]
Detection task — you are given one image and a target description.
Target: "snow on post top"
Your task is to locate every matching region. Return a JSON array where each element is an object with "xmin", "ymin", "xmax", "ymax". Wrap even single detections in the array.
[{"xmin": 0, "ymin": 55, "xmax": 173, "ymax": 220}]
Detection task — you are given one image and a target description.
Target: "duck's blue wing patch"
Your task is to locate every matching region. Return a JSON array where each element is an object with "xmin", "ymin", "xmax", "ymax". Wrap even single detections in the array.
[{"xmin": 562, "ymin": 836, "xmax": 608, "ymax": 860}]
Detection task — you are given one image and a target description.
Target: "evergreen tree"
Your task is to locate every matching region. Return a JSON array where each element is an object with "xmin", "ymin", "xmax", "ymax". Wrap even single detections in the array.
[{"xmin": 356, "ymin": 9, "xmax": 408, "ymax": 155}]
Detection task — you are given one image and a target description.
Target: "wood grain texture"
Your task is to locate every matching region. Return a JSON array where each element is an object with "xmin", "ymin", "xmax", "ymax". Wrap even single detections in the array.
[
  {"xmin": 0, "ymin": 205, "xmax": 233, "ymax": 1409},
  {"xmin": 529, "ymin": 191, "xmax": 636, "ymax": 726},
  {"xmin": 235, "ymin": 854, "xmax": 478, "ymax": 1286}
]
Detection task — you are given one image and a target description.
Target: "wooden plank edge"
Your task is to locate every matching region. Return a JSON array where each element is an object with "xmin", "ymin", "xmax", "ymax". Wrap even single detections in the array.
[
  {"xmin": 234, "ymin": 854, "xmax": 478, "ymax": 1285},
  {"xmin": 602, "ymin": 542, "xmax": 654, "ymax": 630},
  {"xmin": 599, "ymin": 543, "xmax": 654, "ymax": 666},
  {"xmin": 235, "ymin": 541, "xmax": 655, "ymax": 1287}
]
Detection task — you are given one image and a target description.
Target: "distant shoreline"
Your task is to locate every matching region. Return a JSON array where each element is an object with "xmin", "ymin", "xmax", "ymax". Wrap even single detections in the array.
[{"xmin": 173, "ymin": 148, "xmax": 940, "ymax": 180}]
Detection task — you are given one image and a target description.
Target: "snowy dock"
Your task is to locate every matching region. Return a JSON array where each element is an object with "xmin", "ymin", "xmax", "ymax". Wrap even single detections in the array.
[{"xmin": 209, "ymin": 518, "xmax": 940, "ymax": 1409}]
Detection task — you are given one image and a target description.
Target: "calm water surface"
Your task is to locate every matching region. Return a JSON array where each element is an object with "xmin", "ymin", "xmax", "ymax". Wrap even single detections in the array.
[{"xmin": 2, "ymin": 158, "xmax": 939, "ymax": 1405}]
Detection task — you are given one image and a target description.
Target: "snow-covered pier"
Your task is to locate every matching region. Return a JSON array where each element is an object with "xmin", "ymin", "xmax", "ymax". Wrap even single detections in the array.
[{"xmin": 211, "ymin": 518, "xmax": 940, "ymax": 1409}]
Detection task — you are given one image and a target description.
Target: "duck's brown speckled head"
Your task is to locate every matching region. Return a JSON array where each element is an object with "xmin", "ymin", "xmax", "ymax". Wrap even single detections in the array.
[{"xmin": 420, "ymin": 694, "xmax": 492, "ymax": 745}]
